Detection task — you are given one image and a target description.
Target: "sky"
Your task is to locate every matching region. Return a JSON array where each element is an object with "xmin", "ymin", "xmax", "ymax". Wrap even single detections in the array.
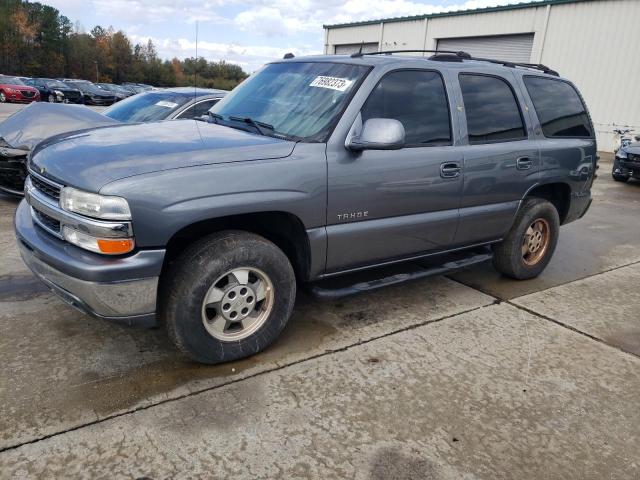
[{"xmin": 41, "ymin": 0, "xmax": 531, "ymax": 72}]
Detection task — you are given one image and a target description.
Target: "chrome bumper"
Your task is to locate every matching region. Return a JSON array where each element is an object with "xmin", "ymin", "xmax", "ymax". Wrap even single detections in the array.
[{"xmin": 19, "ymin": 240, "xmax": 158, "ymax": 326}]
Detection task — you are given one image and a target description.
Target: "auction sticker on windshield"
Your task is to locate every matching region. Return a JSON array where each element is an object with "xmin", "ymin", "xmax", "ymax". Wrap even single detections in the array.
[
  {"xmin": 309, "ymin": 76, "xmax": 353, "ymax": 92},
  {"xmin": 156, "ymin": 101, "xmax": 179, "ymax": 108}
]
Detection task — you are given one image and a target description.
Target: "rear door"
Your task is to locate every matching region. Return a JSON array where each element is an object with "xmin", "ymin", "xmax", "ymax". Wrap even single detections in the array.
[
  {"xmin": 325, "ymin": 69, "xmax": 463, "ymax": 273},
  {"xmin": 452, "ymin": 72, "xmax": 540, "ymax": 247}
]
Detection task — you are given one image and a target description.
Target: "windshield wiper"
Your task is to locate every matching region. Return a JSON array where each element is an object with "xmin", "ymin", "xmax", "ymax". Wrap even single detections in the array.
[{"xmin": 229, "ymin": 116, "xmax": 274, "ymax": 137}]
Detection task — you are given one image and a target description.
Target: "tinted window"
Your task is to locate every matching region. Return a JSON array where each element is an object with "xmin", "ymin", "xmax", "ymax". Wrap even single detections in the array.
[
  {"xmin": 524, "ymin": 76, "xmax": 592, "ymax": 138},
  {"xmin": 361, "ymin": 70, "xmax": 451, "ymax": 146},
  {"xmin": 177, "ymin": 99, "xmax": 220, "ymax": 119},
  {"xmin": 459, "ymin": 74, "xmax": 526, "ymax": 144}
]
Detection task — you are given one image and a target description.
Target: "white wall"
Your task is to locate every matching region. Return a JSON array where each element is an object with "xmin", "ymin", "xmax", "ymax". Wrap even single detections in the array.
[{"xmin": 325, "ymin": 0, "xmax": 640, "ymax": 151}]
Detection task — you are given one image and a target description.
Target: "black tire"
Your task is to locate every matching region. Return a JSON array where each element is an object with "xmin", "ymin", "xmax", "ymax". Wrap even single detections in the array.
[
  {"xmin": 612, "ymin": 174, "xmax": 629, "ymax": 183},
  {"xmin": 161, "ymin": 230, "xmax": 296, "ymax": 364},
  {"xmin": 492, "ymin": 197, "xmax": 560, "ymax": 280}
]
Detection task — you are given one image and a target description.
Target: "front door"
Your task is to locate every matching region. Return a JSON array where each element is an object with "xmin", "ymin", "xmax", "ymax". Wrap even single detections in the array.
[{"xmin": 325, "ymin": 69, "xmax": 463, "ymax": 273}]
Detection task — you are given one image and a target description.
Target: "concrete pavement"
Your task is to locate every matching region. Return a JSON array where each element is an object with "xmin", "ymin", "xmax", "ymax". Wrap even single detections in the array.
[{"xmin": 1, "ymin": 99, "xmax": 640, "ymax": 478}]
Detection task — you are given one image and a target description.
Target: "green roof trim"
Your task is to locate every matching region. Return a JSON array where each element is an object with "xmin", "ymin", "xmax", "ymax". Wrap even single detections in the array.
[{"xmin": 323, "ymin": 0, "xmax": 593, "ymax": 29}]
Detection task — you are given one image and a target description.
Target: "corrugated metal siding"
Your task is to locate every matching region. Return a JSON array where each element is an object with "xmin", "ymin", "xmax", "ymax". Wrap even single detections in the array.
[
  {"xmin": 324, "ymin": 0, "xmax": 640, "ymax": 151},
  {"xmin": 334, "ymin": 43, "xmax": 378, "ymax": 55},
  {"xmin": 437, "ymin": 34, "xmax": 535, "ymax": 63}
]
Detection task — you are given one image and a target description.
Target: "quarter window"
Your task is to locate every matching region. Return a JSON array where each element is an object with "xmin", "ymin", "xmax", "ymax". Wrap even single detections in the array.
[
  {"xmin": 459, "ymin": 74, "xmax": 526, "ymax": 144},
  {"xmin": 361, "ymin": 70, "xmax": 452, "ymax": 146},
  {"xmin": 524, "ymin": 76, "xmax": 592, "ymax": 138}
]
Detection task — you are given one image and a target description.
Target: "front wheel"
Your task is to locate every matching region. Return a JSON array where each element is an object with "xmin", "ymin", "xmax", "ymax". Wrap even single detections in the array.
[
  {"xmin": 0, "ymin": 91, "xmax": 6, "ymax": 103},
  {"xmin": 48, "ymin": 94, "xmax": 56, "ymax": 103},
  {"xmin": 493, "ymin": 198, "xmax": 560, "ymax": 280},
  {"xmin": 162, "ymin": 231, "xmax": 296, "ymax": 364}
]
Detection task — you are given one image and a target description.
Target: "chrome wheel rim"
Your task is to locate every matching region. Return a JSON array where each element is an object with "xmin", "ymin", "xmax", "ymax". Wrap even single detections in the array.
[
  {"xmin": 0, "ymin": 92, "xmax": 5, "ymax": 102},
  {"xmin": 201, "ymin": 267, "xmax": 274, "ymax": 341},
  {"xmin": 522, "ymin": 218, "xmax": 550, "ymax": 266},
  {"xmin": 48, "ymin": 94, "xmax": 55, "ymax": 103}
]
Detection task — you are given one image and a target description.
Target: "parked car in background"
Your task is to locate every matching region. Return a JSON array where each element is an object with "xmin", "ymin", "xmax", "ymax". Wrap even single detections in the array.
[
  {"xmin": 613, "ymin": 136, "xmax": 640, "ymax": 182},
  {"xmin": 96, "ymin": 83, "xmax": 134, "ymax": 101},
  {"xmin": 0, "ymin": 88, "xmax": 227, "ymax": 196},
  {"xmin": 102, "ymin": 87, "xmax": 227, "ymax": 122},
  {"xmin": 24, "ymin": 78, "xmax": 84, "ymax": 104},
  {"xmin": 0, "ymin": 76, "xmax": 40, "ymax": 103},
  {"xmin": 58, "ymin": 79, "xmax": 116, "ymax": 105},
  {"xmin": 120, "ymin": 83, "xmax": 151, "ymax": 94}
]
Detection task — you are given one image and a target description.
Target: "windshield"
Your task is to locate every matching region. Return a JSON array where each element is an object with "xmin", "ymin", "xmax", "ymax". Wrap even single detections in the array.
[
  {"xmin": 45, "ymin": 80, "xmax": 71, "ymax": 89},
  {"xmin": 103, "ymin": 91, "xmax": 191, "ymax": 122},
  {"xmin": 1, "ymin": 76, "xmax": 25, "ymax": 86},
  {"xmin": 210, "ymin": 62, "xmax": 369, "ymax": 141}
]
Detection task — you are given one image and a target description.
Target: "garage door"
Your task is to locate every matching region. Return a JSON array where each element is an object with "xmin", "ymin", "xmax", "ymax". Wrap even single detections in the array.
[
  {"xmin": 334, "ymin": 43, "xmax": 379, "ymax": 55},
  {"xmin": 437, "ymin": 34, "xmax": 534, "ymax": 63}
]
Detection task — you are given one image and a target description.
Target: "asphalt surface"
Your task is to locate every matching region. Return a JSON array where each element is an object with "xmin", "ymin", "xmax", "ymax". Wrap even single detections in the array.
[{"xmin": 1, "ymin": 102, "xmax": 640, "ymax": 479}]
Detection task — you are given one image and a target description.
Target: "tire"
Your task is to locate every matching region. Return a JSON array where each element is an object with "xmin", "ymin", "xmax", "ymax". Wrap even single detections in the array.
[
  {"xmin": 612, "ymin": 174, "xmax": 629, "ymax": 183},
  {"xmin": 162, "ymin": 230, "xmax": 296, "ymax": 364},
  {"xmin": 492, "ymin": 197, "xmax": 560, "ymax": 280},
  {"xmin": 48, "ymin": 94, "xmax": 56, "ymax": 103},
  {"xmin": 0, "ymin": 91, "xmax": 6, "ymax": 103}
]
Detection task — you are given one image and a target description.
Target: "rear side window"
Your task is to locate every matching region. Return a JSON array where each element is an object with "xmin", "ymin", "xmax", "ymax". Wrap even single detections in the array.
[
  {"xmin": 361, "ymin": 70, "xmax": 451, "ymax": 146},
  {"xmin": 523, "ymin": 76, "xmax": 592, "ymax": 138},
  {"xmin": 459, "ymin": 74, "xmax": 526, "ymax": 144}
]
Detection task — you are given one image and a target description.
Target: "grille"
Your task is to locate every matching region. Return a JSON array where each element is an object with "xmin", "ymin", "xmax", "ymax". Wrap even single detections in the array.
[
  {"xmin": 33, "ymin": 208, "xmax": 61, "ymax": 234},
  {"xmin": 30, "ymin": 174, "xmax": 61, "ymax": 200},
  {"xmin": 0, "ymin": 157, "xmax": 27, "ymax": 193},
  {"xmin": 20, "ymin": 90, "xmax": 35, "ymax": 98}
]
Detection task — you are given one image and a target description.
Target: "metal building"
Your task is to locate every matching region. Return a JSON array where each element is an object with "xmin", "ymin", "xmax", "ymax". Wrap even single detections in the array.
[{"xmin": 324, "ymin": 0, "xmax": 640, "ymax": 151}]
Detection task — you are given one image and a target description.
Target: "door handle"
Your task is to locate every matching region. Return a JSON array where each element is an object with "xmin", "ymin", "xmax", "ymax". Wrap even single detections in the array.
[
  {"xmin": 440, "ymin": 162, "xmax": 461, "ymax": 178},
  {"xmin": 516, "ymin": 157, "xmax": 533, "ymax": 170}
]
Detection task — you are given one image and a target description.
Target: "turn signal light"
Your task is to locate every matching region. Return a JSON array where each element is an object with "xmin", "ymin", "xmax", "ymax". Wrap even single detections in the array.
[{"xmin": 97, "ymin": 238, "xmax": 135, "ymax": 255}]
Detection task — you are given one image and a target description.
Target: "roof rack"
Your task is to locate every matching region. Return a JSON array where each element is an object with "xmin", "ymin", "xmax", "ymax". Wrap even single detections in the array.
[{"xmin": 349, "ymin": 49, "xmax": 559, "ymax": 76}]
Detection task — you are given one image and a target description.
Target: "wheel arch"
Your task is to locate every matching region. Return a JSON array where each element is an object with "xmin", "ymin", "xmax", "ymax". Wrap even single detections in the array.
[
  {"xmin": 523, "ymin": 182, "xmax": 571, "ymax": 225},
  {"xmin": 162, "ymin": 211, "xmax": 313, "ymax": 282}
]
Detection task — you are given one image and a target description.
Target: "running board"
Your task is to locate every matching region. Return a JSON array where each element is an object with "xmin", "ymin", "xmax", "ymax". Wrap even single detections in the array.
[{"xmin": 308, "ymin": 247, "xmax": 493, "ymax": 300}]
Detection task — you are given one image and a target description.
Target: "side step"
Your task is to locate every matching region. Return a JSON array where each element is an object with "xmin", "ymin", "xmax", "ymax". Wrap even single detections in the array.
[{"xmin": 308, "ymin": 247, "xmax": 493, "ymax": 300}]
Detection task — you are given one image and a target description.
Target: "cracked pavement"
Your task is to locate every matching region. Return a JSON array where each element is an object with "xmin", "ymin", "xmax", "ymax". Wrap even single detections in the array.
[{"xmin": 1, "ymin": 136, "xmax": 639, "ymax": 478}]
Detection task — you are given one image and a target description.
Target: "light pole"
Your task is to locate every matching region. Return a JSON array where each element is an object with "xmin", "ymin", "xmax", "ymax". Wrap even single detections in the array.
[{"xmin": 94, "ymin": 60, "xmax": 99, "ymax": 83}]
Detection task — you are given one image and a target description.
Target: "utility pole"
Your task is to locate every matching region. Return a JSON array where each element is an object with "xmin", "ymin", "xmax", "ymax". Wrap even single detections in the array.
[{"xmin": 94, "ymin": 60, "xmax": 99, "ymax": 83}]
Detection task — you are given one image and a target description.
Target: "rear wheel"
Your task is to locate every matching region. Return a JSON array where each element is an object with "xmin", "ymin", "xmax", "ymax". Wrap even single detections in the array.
[
  {"xmin": 162, "ymin": 231, "xmax": 296, "ymax": 364},
  {"xmin": 493, "ymin": 197, "xmax": 560, "ymax": 280}
]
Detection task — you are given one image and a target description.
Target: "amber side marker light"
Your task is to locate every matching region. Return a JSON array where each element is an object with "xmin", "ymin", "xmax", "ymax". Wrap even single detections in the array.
[{"xmin": 97, "ymin": 238, "xmax": 135, "ymax": 255}]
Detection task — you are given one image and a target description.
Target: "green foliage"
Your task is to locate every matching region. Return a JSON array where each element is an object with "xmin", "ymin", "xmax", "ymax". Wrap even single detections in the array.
[{"xmin": 0, "ymin": 0, "xmax": 249, "ymax": 88}]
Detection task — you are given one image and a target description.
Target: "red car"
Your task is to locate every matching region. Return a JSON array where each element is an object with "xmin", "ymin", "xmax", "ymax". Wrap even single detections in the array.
[{"xmin": 0, "ymin": 75, "xmax": 40, "ymax": 103}]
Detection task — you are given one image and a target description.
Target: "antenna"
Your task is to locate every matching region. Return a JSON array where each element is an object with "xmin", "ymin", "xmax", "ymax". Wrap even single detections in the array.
[{"xmin": 194, "ymin": 20, "xmax": 198, "ymax": 103}]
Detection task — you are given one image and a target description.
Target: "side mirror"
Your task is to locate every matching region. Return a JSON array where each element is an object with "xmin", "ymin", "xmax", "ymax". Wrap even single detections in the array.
[{"xmin": 348, "ymin": 118, "xmax": 405, "ymax": 151}]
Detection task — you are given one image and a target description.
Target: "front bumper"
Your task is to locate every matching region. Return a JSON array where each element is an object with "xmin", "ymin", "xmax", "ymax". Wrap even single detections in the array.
[{"xmin": 15, "ymin": 199, "xmax": 165, "ymax": 327}]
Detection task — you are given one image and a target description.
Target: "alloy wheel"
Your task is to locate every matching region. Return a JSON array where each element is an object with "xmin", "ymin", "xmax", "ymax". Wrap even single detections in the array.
[
  {"xmin": 201, "ymin": 267, "xmax": 274, "ymax": 341},
  {"xmin": 522, "ymin": 218, "xmax": 550, "ymax": 266}
]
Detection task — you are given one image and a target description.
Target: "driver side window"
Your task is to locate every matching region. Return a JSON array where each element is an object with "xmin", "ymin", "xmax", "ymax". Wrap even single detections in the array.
[{"xmin": 361, "ymin": 70, "xmax": 452, "ymax": 147}]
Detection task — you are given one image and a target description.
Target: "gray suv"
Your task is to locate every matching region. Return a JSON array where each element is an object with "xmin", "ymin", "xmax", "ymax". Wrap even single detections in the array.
[{"xmin": 14, "ymin": 52, "xmax": 596, "ymax": 364}]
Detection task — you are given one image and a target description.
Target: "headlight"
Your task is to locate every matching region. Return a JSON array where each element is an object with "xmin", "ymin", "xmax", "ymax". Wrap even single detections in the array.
[
  {"xmin": 59, "ymin": 187, "xmax": 132, "ymax": 220},
  {"xmin": 54, "ymin": 90, "xmax": 63, "ymax": 96}
]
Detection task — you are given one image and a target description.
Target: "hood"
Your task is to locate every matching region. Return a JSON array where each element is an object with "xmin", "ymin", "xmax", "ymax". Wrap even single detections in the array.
[
  {"xmin": 622, "ymin": 142, "xmax": 640, "ymax": 155},
  {"xmin": 0, "ymin": 102, "xmax": 120, "ymax": 151},
  {"xmin": 30, "ymin": 120, "xmax": 296, "ymax": 192}
]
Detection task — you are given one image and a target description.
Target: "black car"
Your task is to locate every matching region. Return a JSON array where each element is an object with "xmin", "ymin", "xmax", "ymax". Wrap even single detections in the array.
[
  {"xmin": 59, "ymin": 79, "xmax": 117, "ymax": 106},
  {"xmin": 25, "ymin": 78, "xmax": 84, "ymax": 104},
  {"xmin": 613, "ymin": 140, "xmax": 640, "ymax": 182},
  {"xmin": 97, "ymin": 83, "xmax": 134, "ymax": 101}
]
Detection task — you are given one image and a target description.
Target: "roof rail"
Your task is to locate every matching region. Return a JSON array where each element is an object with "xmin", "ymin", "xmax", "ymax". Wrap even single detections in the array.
[
  {"xmin": 349, "ymin": 49, "xmax": 559, "ymax": 76},
  {"xmin": 350, "ymin": 49, "xmax": 471, "ymax": 59}
]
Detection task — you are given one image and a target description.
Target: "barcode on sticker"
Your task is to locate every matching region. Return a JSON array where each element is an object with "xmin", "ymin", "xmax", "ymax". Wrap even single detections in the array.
[{"xmin": 309, "ymin": 76, "xmax": 353, "ymax": 92}]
